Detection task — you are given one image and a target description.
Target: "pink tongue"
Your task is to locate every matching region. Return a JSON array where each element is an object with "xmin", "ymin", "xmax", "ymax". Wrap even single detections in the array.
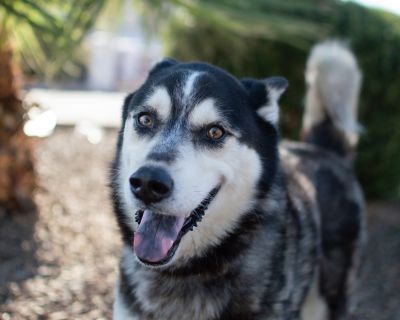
[{"xmin": 133, "ymin": 209, "xmax": 186, "ymax": 263}]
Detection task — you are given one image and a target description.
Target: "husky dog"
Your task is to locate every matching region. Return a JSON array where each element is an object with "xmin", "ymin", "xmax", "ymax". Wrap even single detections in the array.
[{"xmin": 110, "ymin": 42, "xmax": 365, "ymax": 320}]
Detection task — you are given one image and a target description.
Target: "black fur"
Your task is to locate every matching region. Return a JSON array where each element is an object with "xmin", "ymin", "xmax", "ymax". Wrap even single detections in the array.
[
  {"xmin": 110, "ymin": 58, "xmax": 365, "ymax": 320},
  {"xmin": 304, "ymin": 117, "xmax": 351, "ymax": 158},
  {"xmin": 111, "ymin": 61, "xmax": 281, "ymax": 248}
]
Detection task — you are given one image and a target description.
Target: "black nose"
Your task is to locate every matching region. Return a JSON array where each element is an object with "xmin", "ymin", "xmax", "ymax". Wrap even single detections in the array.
[{"xmin": 129, "ymin": 166, "xmax": 173, "ymax": 204}]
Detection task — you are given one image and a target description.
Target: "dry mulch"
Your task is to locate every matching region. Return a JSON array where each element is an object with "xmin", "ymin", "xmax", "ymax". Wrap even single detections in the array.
[
  {"xmin": 0, "ymin": 127, "xmax": 399, "ymax": 320},
  {"xmin": 0, "ymin": 128, "xmax": 120, "ymax": 320}
]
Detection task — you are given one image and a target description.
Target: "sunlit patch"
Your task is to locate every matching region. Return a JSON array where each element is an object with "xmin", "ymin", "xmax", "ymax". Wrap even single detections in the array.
[
  {"xmin": 23, "ymin": 107, "xmax": 57, "ymax": 138},
  {"xmin": 75, "ymin": 120, "xmax": 104, "ymax": 144}
]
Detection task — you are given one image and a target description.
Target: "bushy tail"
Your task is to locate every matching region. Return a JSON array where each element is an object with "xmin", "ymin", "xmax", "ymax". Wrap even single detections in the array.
[{"xmin": 301, "ymin": 41, "xmax": 362, "ymax": 160}]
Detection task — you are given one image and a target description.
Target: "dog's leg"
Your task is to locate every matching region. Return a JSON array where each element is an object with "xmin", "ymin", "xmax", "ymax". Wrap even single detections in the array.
[
  {"xmin": 113, "ymin": 280, "xmax": 138, "ymax": 320},
  {"xmin": 301, "ymin": 270, "xmax": 329, "ymax": 320}
]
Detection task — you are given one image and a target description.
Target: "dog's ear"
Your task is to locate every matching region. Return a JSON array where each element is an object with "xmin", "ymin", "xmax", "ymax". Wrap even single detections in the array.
[
  {"xmin": 149, "ymin": 58, "xmax": 179, "ymax": 77},
  {"xmin": 241, "ymin": 76, "xmax": 288, "ymax": 125}
]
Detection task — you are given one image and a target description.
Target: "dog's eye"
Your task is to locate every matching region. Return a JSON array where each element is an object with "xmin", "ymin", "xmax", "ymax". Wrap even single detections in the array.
[
  {"xmin": 137, "ymin": 113, "xmax": 154, "ymax": 127},
  {"xmin": 207, "ymin": 126, "xmax": 225, "ymax": 140}
]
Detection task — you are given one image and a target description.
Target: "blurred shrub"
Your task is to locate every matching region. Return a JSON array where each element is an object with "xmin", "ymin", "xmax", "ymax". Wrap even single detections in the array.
[
  {"xmin": 139, "ymin": 0, "xmax": 400, "ymax": 199},
  {"xmin": 334, "ymin": 4, "xmax": 400, "ymax": 200}
]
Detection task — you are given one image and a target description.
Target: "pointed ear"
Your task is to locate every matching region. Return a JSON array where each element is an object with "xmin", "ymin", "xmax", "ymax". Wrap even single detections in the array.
[
  {"xmin": 241, "ymin": 76, "xmax": 288, "ymax": 125},
  {"xmin": 149, "ymin": 58, "xmax": 178, "ymax": 77}
]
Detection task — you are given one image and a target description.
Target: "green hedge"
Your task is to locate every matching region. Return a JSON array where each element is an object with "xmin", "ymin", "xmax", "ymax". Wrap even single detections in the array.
[{"xmin": 148, "ymin": 0, "xmax": 400, "ymax": 199}]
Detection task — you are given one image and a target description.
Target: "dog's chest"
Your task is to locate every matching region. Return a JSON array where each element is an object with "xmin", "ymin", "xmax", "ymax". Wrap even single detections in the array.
[{"xmin": 131, "ymin": 268, "xmax": 230, "ymax": 320}]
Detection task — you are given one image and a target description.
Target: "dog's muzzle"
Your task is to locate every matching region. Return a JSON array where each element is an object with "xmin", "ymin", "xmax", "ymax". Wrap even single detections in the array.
[{"xmin": 132, "ymin": 186, "xmax": 220, "ymax": 266}]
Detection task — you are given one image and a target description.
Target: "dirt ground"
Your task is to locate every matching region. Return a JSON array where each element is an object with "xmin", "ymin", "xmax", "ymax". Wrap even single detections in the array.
[{"xmin": 0, "ymin": 128, "xmax": 399, "ymax": 320}]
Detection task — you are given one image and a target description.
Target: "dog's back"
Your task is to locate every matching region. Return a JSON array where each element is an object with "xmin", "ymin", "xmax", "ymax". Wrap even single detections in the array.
[{"xmin": 282, "ymin": 42, "xmax": 366, "ymax": 320}]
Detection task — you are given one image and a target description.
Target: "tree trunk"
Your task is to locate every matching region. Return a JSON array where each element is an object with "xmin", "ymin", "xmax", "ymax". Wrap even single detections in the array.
[{"xmin": 0, "ymin": 43, "xmax": 36, "ymax": 214}]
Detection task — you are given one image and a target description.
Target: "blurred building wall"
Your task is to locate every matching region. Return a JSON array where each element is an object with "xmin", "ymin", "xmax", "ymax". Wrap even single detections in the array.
[{"xmin": 86, "ymin": 0, "xmax": 161, "ymax": 91}]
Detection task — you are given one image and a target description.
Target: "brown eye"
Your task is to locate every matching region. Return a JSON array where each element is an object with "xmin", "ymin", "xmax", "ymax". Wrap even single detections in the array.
[
  {"xmin": 207, "ymin": 126, "xmax": 225, "ymax": 140},
  {"xmin": 138, "ymin": 113, "xmax": 153, "ymax": 127}
]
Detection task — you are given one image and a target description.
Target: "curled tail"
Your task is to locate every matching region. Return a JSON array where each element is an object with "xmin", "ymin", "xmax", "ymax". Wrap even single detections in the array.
[{"xmin": 301, "ymin": 41, "xmax": 362, "ymax": 160}]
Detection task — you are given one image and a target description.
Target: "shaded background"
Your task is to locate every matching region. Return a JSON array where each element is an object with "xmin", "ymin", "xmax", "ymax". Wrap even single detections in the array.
[{"xmin": 0, "ymin": 0, "xmax": 399, "ymax": 319}]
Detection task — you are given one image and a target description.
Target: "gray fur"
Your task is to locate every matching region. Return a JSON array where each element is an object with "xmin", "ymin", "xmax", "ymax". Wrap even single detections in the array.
[
  {"xmin": 303, "ymin": 41, "xmax": 362, "ymax": 160},
  {"xmin": 112, "ymin": 43, "xmax": 365, "ymax": 320}
]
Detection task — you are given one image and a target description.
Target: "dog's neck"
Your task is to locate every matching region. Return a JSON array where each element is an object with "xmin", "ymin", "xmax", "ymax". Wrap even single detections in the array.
[
  {"xmin": 118, "ymin": 180, "xmax": 290, "ymax": 319},
  {"xmin": 119, "ymin": 245, "xmax": 237, "ymax": 319}
]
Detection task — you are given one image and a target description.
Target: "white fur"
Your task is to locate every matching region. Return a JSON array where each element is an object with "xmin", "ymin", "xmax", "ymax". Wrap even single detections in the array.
[
  {"xmin": 172, "ymin": 139, "xmax": 262, "ymax": 263},
  {"xmin": 113, "ymin": 280, "xmax": 137, "ymax": 320},
  {"xmin": 304, "ymin": 41, "xmax": 362, "ymax": 146},
  {"xmin": 118, "ymin": 97, "xmax": 262, "ymax": 266},
  {"xmin": 121, "ymin": 136, "xmax": 262, "ymax": 266},
  {"xmin": 257, "ymin": 103, "xmax": 279, "ymax": 124},
  {"xmin": 118, "ymin": 116, "xmax": 158, "ymax": 231},
  {"xmin": 145, "ymin": 86, "xmax": 172, "ymax": 121},
  {"xmin": 189, "ymin": 98, "xmax": 220, "ymax": 127},
  {"xmin": 301, "ymin": 271, "xmax": 328, "ymax": 320},
  {"xmin": 183, "ymin": 72, "xmax": 201, "ymax": 102},
  {"xmin": 257, "ymin": 86, "xmax": 286, "ymax": 125},
  {"xmin": 118, "ymin": 71, "xmax": 263, "ymax": 266}
]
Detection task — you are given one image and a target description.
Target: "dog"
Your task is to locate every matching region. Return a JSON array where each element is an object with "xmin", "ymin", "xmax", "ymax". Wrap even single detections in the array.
[{"xmin": 110, "ymin": 41, "xmax": 365, "ymax": 320}]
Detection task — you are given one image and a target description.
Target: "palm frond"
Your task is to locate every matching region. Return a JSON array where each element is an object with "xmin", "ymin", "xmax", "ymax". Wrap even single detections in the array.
[
  {"xmin": 138, "ymin": 0, "xmax": 339, "ymax": 48},
  {"xmin": 0, "ymin": 0, "xmax": 106, "ymax": 79}
]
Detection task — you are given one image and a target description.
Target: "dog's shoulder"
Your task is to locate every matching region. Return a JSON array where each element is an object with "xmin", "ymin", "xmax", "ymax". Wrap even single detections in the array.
[{"xmin": 279, "ymin": 140, "xmax": 364, "ymax": 207}]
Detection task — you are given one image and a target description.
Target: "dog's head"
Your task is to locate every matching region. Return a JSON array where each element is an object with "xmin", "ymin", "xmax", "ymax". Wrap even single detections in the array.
[{"xmin": 113, "ymin": 59, "xmax": 287, "ymax": 268}]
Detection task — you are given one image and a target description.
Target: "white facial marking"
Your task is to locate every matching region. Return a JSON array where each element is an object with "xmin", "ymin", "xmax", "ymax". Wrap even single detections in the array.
[
  {"xmin": 189, "ymin": 98, "xmax": 220, "ymax": 127},
  {"xmin": 145, "ymin": 86, "xmax": 172, "ymax": 121},
  {"xmin": 118, "ymin": 107, "xmax": 263, "ymax": 265},
  {"xmin": 183, "ymin": 72, "xmax": 201, "ymax": 102},
  {"xmin": 172, "ymin": 139, "xmax": 262, "ymax": 263},
  {"xmin": 117, "ymin": 71, "xmax": 264, "ymax": 267}
]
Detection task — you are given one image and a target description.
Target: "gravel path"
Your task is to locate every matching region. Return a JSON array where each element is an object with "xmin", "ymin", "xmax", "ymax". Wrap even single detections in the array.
[
  {"xmin": 1, "ymin": 128, "xmax": 120, "ymax": 320},
  {"xmin": 0, "ymin": 128, "xmax": 399, "ymax": 319}
]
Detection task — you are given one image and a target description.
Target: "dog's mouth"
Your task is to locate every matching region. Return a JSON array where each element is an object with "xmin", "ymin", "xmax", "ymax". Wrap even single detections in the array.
[{"xmin": 133, "ymin": 186, "xmax": 220, "ymax": 266}]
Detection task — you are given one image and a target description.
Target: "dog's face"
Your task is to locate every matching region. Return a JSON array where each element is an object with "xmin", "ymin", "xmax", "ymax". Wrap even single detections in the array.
[{"xmin": 114, "ymin": 59, "xmax": 287, "ymax": 268}]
